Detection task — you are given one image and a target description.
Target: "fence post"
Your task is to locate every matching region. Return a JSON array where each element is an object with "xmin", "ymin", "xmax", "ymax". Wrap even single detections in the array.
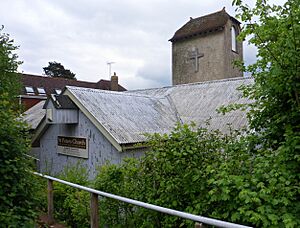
[
  {"xmin": 90, "ymin": 193, "xmax": 99, "ymax": 228},
  {"xmin": 47, "ymin": 179, "xmax": 54, "ymax": 224},
  {"xmin": 195, "ymin": 222, "xmax": 207, "ymax": 228}
]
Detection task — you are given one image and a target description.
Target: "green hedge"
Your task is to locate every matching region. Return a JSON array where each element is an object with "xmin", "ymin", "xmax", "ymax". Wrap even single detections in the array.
[{"xmin": 41, "ymin": 124, "xmax": 299, "ymax": 227}]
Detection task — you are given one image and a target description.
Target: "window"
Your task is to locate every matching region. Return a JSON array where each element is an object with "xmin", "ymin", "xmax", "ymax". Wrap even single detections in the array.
[
  {"xmin": 231, "ymin": 26, "xmax": 237, "ymax": 52},
  {"xmin": 55, "ymin": 89, "xmax": 62, "ymax": 95},
  {"xmin": 25, "ymin": 86, "xmax": 35, "ymax": 95},
  {"xmin": 37, "ymin": 87, "xmax": 46, "ymax": 95}
]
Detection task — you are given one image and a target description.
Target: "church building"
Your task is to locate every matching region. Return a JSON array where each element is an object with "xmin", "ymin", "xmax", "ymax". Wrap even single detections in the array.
[
  {"xmin": 26, "ymin": 9, "xmax": 251, "ymax": 178},
  {"xmin": 169, "ymin": 7, "xmax": 243, "ymax": 85}
]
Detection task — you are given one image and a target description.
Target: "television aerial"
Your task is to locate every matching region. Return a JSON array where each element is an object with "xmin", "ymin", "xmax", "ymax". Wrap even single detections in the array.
[{"xmin": 107, "ymin": 61, "xmax": 115, "ymax": 78}]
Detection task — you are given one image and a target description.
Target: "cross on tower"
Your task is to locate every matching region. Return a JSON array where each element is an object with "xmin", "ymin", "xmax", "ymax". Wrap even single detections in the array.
[{"xmin": 189, "ymin": 48, "xmax": 204, "ymax": 73}]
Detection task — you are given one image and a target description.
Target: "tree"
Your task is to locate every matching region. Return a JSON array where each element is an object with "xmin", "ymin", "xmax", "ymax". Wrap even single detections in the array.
[
  {"xmin": 233, "ymin": 0, "xmax": 300, "ymax": 150},
  {"xmin": 0, "ymin": 26, "xmax": 39, "ymax": 226},
  {"xmin": 43, "ymin": 61, "xmax": 76, "ymax": 80},
  {"xmin": 0, "ymin": 25, "xmax": 22, "ymax": 107},
  {"xmin": 224, "ymin": 0, "xmax": 300, "ymax": 226}
]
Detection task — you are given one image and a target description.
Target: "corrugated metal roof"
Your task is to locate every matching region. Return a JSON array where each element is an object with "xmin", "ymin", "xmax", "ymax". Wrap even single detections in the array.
[
  {"xmin": 66, "ymin": 77, "xmax": 253, "ymax": 145},
  {"xmin": 22, "ymin": 101, "xmax": 46, "ymax": 129},
  {"xmin": 66, "ymin": 87, "xmax": 178, "ymax": 144}
]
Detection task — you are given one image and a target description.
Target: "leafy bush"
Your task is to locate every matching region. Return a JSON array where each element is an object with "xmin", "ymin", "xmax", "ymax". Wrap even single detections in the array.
[
  {"xmin": 94, "ymin": 159, "xmax": 144, "ymax": 227},
  {"xmin": 53, "ymin": 163, "xmax": 90, "ymax": 227},
  {"xmin": 0, "ymin": 27, "xmax": 39, "ymax": 226},
  {"xmin": 138, "ymin": 124, "xmax": 248, "ymax": 227},
  {"xmin": 93, "ymin": 124, "xmax": 247, "ymax": 227},
  {"xmin": 93, "ymin": 122, "xmax": 299, "ymax": 227},
  {"xmin": 36, "ymin": 123, "xmax": 299, "ymax": 227},
  {"xmin": 0, "ymin": 96, "xmax": 39, "ymax": 226}
]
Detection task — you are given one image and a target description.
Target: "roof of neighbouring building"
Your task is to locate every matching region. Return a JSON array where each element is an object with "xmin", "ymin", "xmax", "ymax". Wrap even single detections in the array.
[
  {"xmin": 22, "ymin": 101, "xmax": 46, "ymax": 130},
  {"xmin": 21, "ymin": 73, "xmax": 126, "ymax": 97},
  {"xmin": 169, "ymin": 8, "xmax": 240, "ymax": 42},
  {"xmin": 30, "ymin": 77, "xmax": 253, "ymax": 151}
]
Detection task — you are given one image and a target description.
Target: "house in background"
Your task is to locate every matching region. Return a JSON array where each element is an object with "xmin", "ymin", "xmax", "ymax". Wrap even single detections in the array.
[{"xmin": 20, "ymin": 73, "xmax": 126, "ymax": 110}]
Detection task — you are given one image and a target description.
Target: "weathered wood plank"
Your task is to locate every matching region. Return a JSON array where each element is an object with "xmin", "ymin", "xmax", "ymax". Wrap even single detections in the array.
[
  {"xmin": 47, "ymin": 179, "xmax": 54, "ymax": 224},
  {"xmin": 90, "ymin": 193, "xmax": 99, "ymax": 228}
]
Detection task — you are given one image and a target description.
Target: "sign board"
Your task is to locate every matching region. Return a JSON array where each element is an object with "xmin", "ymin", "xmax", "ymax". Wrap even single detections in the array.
[{"xmin": 57, "ymin": 136, "xmax": 88, "ymax": 159}]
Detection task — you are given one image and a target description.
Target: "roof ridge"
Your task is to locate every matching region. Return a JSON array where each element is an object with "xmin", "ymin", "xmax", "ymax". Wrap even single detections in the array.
[
  {"xmin": 191, "ymin": 7, "xmax": 228, "ymax": 21},
  {"xmin": 66, "ymin": 86, "xmax": 167, "ymax": 99},
  {"xmin": 128, "ymin": 85, "xmax": 171, "ymax": 93},
  {"xmin": 169, "ymin": 7, "xmax": 240, "ymax": 42},
  {"xmin": 171, "ymin": 76, "xmax": 253, "ymax": 88},
  {"xmin": 129, "ymin": 77, "xmax": 252, "ymax": 93},
  {"xmin": 21, "ymin": 73, "xmax": 100, "ymax": 84}
]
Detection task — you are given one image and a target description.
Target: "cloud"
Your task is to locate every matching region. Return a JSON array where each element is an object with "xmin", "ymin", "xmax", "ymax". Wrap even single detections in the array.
[{"xmin": 0, "ymin": 0, "xmax": 287, "ymax": 90}]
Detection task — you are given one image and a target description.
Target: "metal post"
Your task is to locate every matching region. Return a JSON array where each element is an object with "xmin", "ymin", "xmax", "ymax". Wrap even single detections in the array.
[
  {"xmin": 107, "ymin": 62, "xmax": 115, "ymax": 79},
  {"xmin": 47, "ymin": 179, "xmax": 54, "ymax": 224},
  {"xmin": 90, "ymin": 193, "xmax": 99, "ymax": 228}
]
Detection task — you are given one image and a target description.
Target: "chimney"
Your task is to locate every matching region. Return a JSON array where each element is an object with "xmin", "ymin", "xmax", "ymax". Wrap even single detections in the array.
[{"xmin": 110, "ymin": 72, "xmax": 119, "ymax": 91}]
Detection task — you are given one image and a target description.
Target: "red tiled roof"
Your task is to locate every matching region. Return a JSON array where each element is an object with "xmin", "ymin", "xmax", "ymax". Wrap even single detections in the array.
[
  {"xmin": 169, "ymin": 8, "xmax": 240, "ymax": 42},
  {"xmin": 20, "ymin": 73, "xmax": 126, "ymax": 96}
]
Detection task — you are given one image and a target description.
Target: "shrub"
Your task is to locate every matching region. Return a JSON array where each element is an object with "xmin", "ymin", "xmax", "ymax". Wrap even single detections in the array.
[
  {"xmin": 0, "ymin": 27, "xmax": 39, "ymax": 226},
  {"xmin": 0, "ymin": 94, "xmax": 40, "ymax": 226},
  {"xmin": 53, "ymin": 163, "xmax": 90, "ymax": 227},
  {"xmin": 94, "ymin": 159, "xmax": 143, "ymax": 227}
]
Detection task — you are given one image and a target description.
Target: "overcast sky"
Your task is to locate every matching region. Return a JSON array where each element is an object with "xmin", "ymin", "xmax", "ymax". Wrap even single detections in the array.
[{"xmin": 0, "ymin": 0, "xmax": 285, "ymax": 90}]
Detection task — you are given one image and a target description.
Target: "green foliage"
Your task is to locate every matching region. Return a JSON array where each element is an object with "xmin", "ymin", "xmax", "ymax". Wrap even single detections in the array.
[
  {"xmin": 232, "ymin": 1, "xmax": 300, "ymax": 225},
  {"xmin": 94, "ymin": 122, "xmax": 299, "ymax": 227},
  {"xmin": 138, "ymin": 124, "xmax": 235, "ymax": 227},
  {"xmin": 94, "ymin": 159, "xmax": 143, "ymax": 227},
  {"xmin": 233, "ymin": 0, "xmax": 300, "ymax": 150},
  {"xmin": 0, "ymin": 26, "xmax": 39, "ymax": 226},
  {"xmin": 93, "ymin": 124, "xmax": 247, "ymax": 227},
  {"xmin": 43, "ymin": 61, "xmax": 76, "ymax": 80},
  {"xmin": 34, "ymin": 176, "xmax": 48, "ymax": 215},
  {"xmin": 0, "ymin": 99, "xmax": 38, "ymax": 225},
  {"xmin": 0, "ymin": 99, "xmax": 34, "ymax": 222},
  {"xmin": 0, "ymin": 25, "xmax": 22, "ymax": 108},
  {"xmin": 53, "ymin": 163, "xmax": 90, "ymax": 227},
  {"xmin": 38, "ymin": 124, "xmax": 299, "ymax": 227},
  {"xmin": 205, "ymin": 137, "xmax": 300, "ymax": 227}
]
